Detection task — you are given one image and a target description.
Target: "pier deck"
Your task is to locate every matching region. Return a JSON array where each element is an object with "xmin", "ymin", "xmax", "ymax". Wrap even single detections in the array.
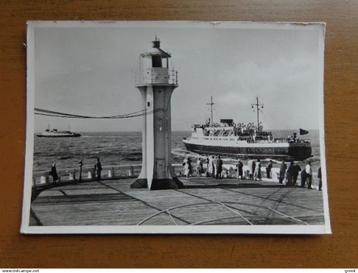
[{"xmin": 30, "ymin": 177, "xmax": 324, "ymax": 226}]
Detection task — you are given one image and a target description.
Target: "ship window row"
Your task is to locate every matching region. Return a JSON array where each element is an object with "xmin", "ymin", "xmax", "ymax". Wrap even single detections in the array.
[
  {"xmin": 203, "ymin": 137, "xmax": 237, "ymax": 141},
  {"xmin": 203, "ymin": 137, "xmax": 239, "ymax": 141},
  {"xmin": 244, "ymin": 148, "xmax": 287, "ymax": 153},
  {"xmin": 211, "ymin": 147, "xmax": 287, "ymax": 154}
]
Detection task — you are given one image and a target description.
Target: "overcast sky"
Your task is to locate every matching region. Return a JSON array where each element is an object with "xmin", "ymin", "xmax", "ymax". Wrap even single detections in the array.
[{"xmin": 32, "ymin": 22, "xmax": 324, "ymax": 132}]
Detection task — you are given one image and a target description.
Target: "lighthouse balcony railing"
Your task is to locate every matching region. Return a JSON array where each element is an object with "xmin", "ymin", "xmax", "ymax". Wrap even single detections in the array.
[{"xmin": 136, "ymin": 68, "xmax": 178, "ymax": 86}]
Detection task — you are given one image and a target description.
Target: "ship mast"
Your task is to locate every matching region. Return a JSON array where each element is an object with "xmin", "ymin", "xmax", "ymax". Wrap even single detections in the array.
[
  {"xmin": 251, "ymin": 96, "xmax": 264, "ymax": 131},
  {"xmin": 207, "ymin": 96, "xmax": 215, "ymax": 126}
]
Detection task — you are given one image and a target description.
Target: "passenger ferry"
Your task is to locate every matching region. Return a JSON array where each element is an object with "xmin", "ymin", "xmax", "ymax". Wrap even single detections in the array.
[
  {"xmin": 182, "ymin": 97, "xmax": 312, "ymax": 161},
  {"xmin": 36, "ymin": 128, "xmax": 81, "ymax": 138}
]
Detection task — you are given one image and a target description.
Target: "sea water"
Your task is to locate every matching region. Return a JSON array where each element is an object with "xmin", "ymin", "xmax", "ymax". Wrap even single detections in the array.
[{"xmin": 33, "ymin": 130, "xmax": 321, "ymax": 174}]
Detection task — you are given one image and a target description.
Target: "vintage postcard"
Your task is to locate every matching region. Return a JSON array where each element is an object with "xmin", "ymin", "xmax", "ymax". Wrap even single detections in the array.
[{"xmin": 21, "ymin": 21, "xmax": 330, "ymax": 234}]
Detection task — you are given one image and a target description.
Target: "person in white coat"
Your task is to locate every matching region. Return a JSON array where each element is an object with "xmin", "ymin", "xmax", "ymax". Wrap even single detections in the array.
[
  {"xmin": 305, "ymin": 161, "xmax": 313, "ymax": 189},
  {"xmin": 254, "ymin": 159, "xmax": 262, "ymax": 181},
  {"xmin": 208, "ymin": 156, "xmax": 214, "ymax": 177},
  {"xmin": 183, "ymin": 157, "xmax": 190, "ymax": 178}
]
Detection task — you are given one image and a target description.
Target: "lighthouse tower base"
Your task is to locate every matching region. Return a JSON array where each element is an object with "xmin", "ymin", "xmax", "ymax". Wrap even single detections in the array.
[{"xmin": 130, "ymin": 177, "xmax": 184, "ymax": 190}]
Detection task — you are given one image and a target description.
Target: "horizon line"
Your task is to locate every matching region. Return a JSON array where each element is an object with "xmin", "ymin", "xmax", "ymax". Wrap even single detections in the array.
[{"xmin": 34, "ymin": 128, "xmax": 320, "ymax": 133}]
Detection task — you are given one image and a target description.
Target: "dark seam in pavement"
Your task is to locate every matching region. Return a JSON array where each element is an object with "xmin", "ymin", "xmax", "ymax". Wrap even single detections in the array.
[
  {"xmin": 177, "ymin": 189, "xmax": 259, "ymax": 215},
  {"xmin": 223, "ymin": 187, "xmax": 292, "ymax": 224},
  {"xmin": 59, "ymin": 189, "xmax": 68, "ymax": 197},
  {"xmin": 33, "ymin": 194, "xmax": 132, "ymax": 206},
  {"xmin": 97, "ymin": 181, "xmax": 190, "ymax": 225},
  {"xmin": 175, "ymin": 189, "xmax": 259, "ymax": 219},
  {"xmin": 178, "ymin": 189, "xmax": 314, "ymax": 225},
  {"xmin": 30, "ymin": 208, "xmax": 43, "ymax": 226},
  {"xmin": 222, "ymin": 186, "xmax": 283, "ymax": 215},
  {"xmin": 222, "ymin": 187, "xmax": 321, "ymax": 213},
  {"xmin": 228, "ymin": 187, "xmax": 283, "ymax": 216},
  {"xmin": 176, "ymin": 189, "xmax": 310, "ymax": 225},
  {"xmin": 256, "ymin": 187, "xmax": 283, "ymax": 215},
  {"xmin": 265, "ymin": 189, "xmax": 293, "ymax": 224}
]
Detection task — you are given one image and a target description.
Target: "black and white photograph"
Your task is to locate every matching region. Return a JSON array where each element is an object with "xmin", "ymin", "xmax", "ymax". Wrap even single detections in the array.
[{"xmin": 21, "ymin": 21, "xmax": 330, "ymax": 234}]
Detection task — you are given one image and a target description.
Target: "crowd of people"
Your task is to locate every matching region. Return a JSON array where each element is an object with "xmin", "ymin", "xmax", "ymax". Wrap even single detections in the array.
[
  {"xmin": 182, "ymin": 155, "xmax": 322, "ymax": 191},
  {"xmin": 182, "ymin": 155, "xmax": 225, "ymax": 179},
  {"xmin": 49, "ymin": 154, "xmax": 322, "ymax": 191},
  {"xmin": 278, "ymin": 160, "xmax": 322, "ymax": 190}
]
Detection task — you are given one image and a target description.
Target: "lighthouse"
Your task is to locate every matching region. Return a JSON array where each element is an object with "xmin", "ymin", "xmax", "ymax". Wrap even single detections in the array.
[{"xmin": 131, "ymin": 38, "xmax": 183, "ymax": 190}]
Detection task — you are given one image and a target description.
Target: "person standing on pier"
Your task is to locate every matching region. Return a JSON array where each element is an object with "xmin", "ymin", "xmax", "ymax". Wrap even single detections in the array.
[
  {"xmin": 212, "ymin": 156, "xmax": 218, "ymax": 178},
  {"xmin": 237, "ymin": 159, "xmax": 243, "ymax": 180},
  {"xmin": 279, "ymin": 161, "xmax": 287, "ymax": 184},
  {"xmin": 208, "ymin": 156, "xmax": 214, "ymax": 177},
  {"xmin": 292, "ymin": 162, "xmax": 301, "ymax": 186},
  {"xmin": 49, "ymin": 162, "xmax": 58, "ymax": 183},
  {"xmin": 79, "ymin": 160, "xmax": 83, "ymax": 182},
  {"xmin": 300, "ymin": 168, "xmax": 307, "ymax": 188},
  {"xmin": 318, "ymin": 166, "xmax": 322, "ymax": 191},
  {"xmin": 217, "ymin": 156, "xmax": 223, "ymax": 179},
  {"xmin": 252, "ymin": 160, "xmax": 256, "ymax": 180},
  {"xmin": 286, "ymin": 161, "xmax": 294, "ymax": 186},
  {"xmin": 196, "ymin": 157, "xmax": 203, "ymax": 176},
  {"xmin": 305, "ymin": 161, "xmax": 313, "ymax": 189},
  {"xmin": 258, "ymin": 159, "xmax": 262, "ymax": 180},
  {"xmin": 266, "ymin": 160, "xmax": 273, "ymax": 179},
  {"xmin": 188, "ymin": 157, "xmax": 193, "ymax": 176},
  {"xmin": 183, "ymin": 157, "xmax": 192, "ymax": 178},
  {"xmin": 205, "ymin": 156, "xmax": 210, "ymax": 177},
  {"xmin": 254, "ymin": 159, "xmax": 262, "ymax": 181},
  {"xmin": 248, "ymin": 160, "xmax": 256, "ymax": 180},
  {"xmin": 95, "ymin": 157, "xmax": 102, "ymax": 181},
  {"xmin": 182, "ymin": 157, "xmax": 187, "ymax": 177}
]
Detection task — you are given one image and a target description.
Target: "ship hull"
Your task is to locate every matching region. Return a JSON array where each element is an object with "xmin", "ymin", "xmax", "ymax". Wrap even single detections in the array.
[
  {"xmin": 183, "ymin": 139, "xmax": 312, "ymax": 161},
  {"xmin": 36, "ymin": 133, "xmax": 81, "ymax": 138}
]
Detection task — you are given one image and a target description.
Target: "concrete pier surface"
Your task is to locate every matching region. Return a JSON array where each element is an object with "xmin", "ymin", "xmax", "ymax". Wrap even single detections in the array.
[{"xmin": 30, "ymin": 177, "xmax": 324, "ymax": 226}]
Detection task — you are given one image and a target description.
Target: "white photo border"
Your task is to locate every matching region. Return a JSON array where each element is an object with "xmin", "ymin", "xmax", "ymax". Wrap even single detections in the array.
[{"xmin": 21, "ymin": 21, "xmax": 331, "ymax": 234}]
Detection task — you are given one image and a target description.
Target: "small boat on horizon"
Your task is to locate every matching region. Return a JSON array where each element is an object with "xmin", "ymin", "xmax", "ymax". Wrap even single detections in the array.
[{"xmin": 36, "ymin": 128, "xmax": 81, "ymax": 138}]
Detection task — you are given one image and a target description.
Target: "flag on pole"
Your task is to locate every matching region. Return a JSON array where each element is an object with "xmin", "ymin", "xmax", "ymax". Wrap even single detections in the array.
[{"xmin": 299, "ymin": 128, "xmax": 309, "ymax": 135}]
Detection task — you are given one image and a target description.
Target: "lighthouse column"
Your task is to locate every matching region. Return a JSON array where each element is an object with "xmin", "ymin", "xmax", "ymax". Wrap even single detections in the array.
[{"xmin": 130, "ymin": 38, "xmax": 182, "ymax": 190}]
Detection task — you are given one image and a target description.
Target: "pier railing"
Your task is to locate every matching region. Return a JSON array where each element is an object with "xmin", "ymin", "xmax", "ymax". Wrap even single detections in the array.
[
  {"xmin": 32, "ymin": 163, "xmax": 186, "ymax": 187},
  {"xmin": 32, "ymin": 163, "xmax": 318, "ymax": 191}
]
